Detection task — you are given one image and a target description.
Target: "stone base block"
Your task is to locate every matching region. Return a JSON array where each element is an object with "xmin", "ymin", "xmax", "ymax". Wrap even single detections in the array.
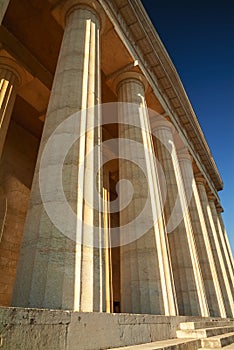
[{"xmin": 0, "ymin": 307, "xmax": 229, "ymax": 350}]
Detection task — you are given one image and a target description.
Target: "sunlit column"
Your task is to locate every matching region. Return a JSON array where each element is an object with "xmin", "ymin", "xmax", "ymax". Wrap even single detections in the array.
[
  {"xmin": 196, "ymin": 176, "xmax": 234, "ymax": 317},
  {"xmin": 178, "ymin": 149, "xmax": 226, "ymax": 317},
  {"xmin": 12, "ymin": 1, "xmax": 105, "ymax": 311},
  {"xmin": 116, "ymin": 72, "xmax": 177, "ymax": 315},
  {"xmin": 208, "ymin": 195, "xmax": 234, "ymax": 298},
  {"xmin": 152, "ymin": 120, "xmax": 209, "ymax": 316},
  {"xmin": 216, "ymin": 205, "xmax": 234, "ymax": 272},
  {"xmin": 103, "ymin": 164, "xmax": 113, "ymax": 313},
  {"xmin": 0, "ymin": 59, "xmax": 21, "ymax": 159}
]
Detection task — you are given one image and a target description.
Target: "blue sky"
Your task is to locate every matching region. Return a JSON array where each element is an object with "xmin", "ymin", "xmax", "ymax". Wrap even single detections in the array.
[{"xmin": 141, "ymin": 0, "xmax": 234, "ymax": 253}]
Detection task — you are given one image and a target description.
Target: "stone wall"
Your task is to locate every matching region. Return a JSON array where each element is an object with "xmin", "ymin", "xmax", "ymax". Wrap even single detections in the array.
[{"xmin": 0, "ymin": 307, "xmax": 222, "ymax": 350}]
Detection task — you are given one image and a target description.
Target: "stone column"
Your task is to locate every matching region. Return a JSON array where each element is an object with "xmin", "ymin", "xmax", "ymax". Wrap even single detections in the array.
[
  {"xmin": 12, "ymin": 1, "xmax": 105, "ymax": 311},
  {"xmin": 0, "ymin": 58, "xmax": 21, "ymax": 160},
  {"xmin": 103, "ymin": 167, "xmax": 113, "ymax": 313},
  {"xmin": 0, "ymin": 172, "xmax": 31, "ymax": 307},
  {"xmin": 216, "ymin": 206, "xmax": 234, "ymax": 272},
  {"xmin": 196, "ymin": 177, "xmax": 234, "ymax": 317},
  {"xmin": 0, "ymin": 0, "xmax": 10, "ymax": 24},
  {"xmin": 116, "ymin": 72, "xmax": 177, "ymax": 315},
  {"xmin": 178, "ymin": 149, "xmax": 226, "ymax": 317},
  {"xmin": 152, "ymin": 120, "xmax": 209, "ymax": 316},
  {"xmin": 208, "ymin": 196, "xmax": 234, "ymax": 299}
]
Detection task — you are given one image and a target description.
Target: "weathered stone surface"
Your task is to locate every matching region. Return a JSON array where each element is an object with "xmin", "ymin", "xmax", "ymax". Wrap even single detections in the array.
[{"xmin": 0, "ymin": 307, "xmax": 228, "ymax": 350}]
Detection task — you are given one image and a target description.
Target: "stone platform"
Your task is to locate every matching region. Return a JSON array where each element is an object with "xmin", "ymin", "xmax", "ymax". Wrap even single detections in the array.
[{"xmin": 1, "ymin": 307, "xmax": 233, "ymax": 350}]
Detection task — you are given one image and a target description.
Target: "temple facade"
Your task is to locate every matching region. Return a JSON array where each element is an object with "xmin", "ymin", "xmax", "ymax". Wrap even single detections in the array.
[{"xmin": 0, "ymin": 0, "xmax": 233, "ymax": 321}]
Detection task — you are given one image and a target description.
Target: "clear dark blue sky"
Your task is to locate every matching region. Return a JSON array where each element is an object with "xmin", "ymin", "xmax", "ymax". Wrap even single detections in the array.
[{"xmin": 141, "ymin": 0, "xmax": 234, "ymax": 253}]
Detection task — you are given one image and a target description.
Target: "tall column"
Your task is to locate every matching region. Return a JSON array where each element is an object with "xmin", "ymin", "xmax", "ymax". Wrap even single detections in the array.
[
  {"xmin": 208, "ymin": 195, "xmax": 234, "ymax": 297},
  {"xmin": 0, "ymin": 57, "xmax": 21, "ymax": 160},
  {"xmin": 0, "ymin": 172, "xmax": 31, "ymax": 306},
  {"xmin": 116, "ymin": 72, "xmax": 177, "ymax": 315},
  {"xmin": 196, "ymin": 177, "xmax": 234, "ymax": 317},
  {"xmin": 0, "ymin": 58, "xmax": 25, "ymax": 306},
  {"xmin": 12, "ymin": 1, "xmax": 105, "ymax": 311},
  {"xmin": 152, "ymin": 120, "xmax": 209, "ymax": 316},
  {"xmin": 216, "ymin": 206, "xmax": 234, "ymax": 272},
  {"xmin": 178, "ymin": 149, "xmax": 226, "ymax": 317}
]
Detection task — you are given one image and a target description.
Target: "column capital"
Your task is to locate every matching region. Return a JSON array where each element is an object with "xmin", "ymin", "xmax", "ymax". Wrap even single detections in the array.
[
  {"xmin": 112, "ymin": 71, "xmax": 148, "ymax": 95},
  {"xmin": 177, "ymin": 147, "xmax": 193, "ymax": 163},
  {"xmin": 216, "ymin": 203, "xmax": 224, "ymax": 214},
  {"xmin": 51, "ymin": 0, "xmax": 105, "ymax": 30},
  {"xmin": 207, "ymin": 191, "xmax": 216, "ymax": 202},
  {"xmin": 0, "ymin": 55, "xmax": 28, "ymax": 86},
  {"xmin": 195, "ymin": 173, "xmax": 206, "ymax": 186},
  {"xmin": 150, "ymin": 115, "xmax": 175, "ymax": 135}
]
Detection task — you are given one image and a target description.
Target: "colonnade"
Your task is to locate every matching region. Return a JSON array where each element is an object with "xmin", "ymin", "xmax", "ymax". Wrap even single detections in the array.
[{"xmin": 0, "ymin": 0, "xmax": 233, "ymax": 317}]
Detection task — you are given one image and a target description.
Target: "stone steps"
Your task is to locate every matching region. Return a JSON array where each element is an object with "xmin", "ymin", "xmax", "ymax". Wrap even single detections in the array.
[
  {"xmin": 177, "ymin": 326, "xmax": 234, "ymax": 339},
  {"xmin": 108, "ymin": 321, "xmax": 234, "ymax": 350},
  {"xmin": 108, "ymin": 338, "xmax": 201, "ymax": 350},
  {"xmin": 180, "ymin": 321, "xmax": 234, "ymax": 330},
  {"xmin": 201, "ymin": 344, "xmax": 234, "ymax": 349},
  {"xmin": 200, "ymin": 332, "xmax": 234, "ymax": 349}
]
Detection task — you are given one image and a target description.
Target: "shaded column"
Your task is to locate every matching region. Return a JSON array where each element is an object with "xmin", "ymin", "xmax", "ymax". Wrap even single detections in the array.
[
  {"xmin": 0, "ymin": 122, "xmax": 39, "ymax": 307},
  {"xmin": 0, "ymin": 59, "xmax": 26, "ymax": 306},
  {"xmin": 12, "ymin": 1, "xmax": 105, "ymax": 311},
  {"xmin": 0, "ymin": 171, "xmax": 30, "ymax": 306},
  {"xmin": 178, "ymin": 149, "xmax": 226, "ymax": 317},
  {"xmin": 116, "ymin": 72, "xmax": 177, "ymax": 315},
  {"xmin": 196, "ymin": 176, "xmax": 234, "ymax": 317},
  {"xmin": 0, "ymin": 58, "xmax": 21, "ymax": 160},
  {"xmin": 152, "ymin": 120, "xmax": 209, "ymax": 316}
]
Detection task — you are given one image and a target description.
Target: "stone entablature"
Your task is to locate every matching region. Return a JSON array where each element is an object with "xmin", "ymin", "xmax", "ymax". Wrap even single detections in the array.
[{"xmin": 99, "ymin": 0, "xmax": 222, "ymax": 193}]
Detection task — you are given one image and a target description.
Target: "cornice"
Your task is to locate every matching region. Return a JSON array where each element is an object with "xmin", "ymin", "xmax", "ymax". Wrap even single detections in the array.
[{"xmin": 99, "ymin": 0, "xmax": 223, "ymax": 192}]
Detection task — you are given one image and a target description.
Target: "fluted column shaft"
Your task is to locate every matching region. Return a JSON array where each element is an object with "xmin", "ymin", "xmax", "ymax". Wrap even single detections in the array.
[
  {"xmin": 117, "ymin": 73, "xmax": 177, "ymax": 315},
  {"xmin": 196, "ymin": 179, "xmax": 234, "ymax": 317},
  {"xmin": 0, "ymin": 66, "xmax": 20, "ymax": 159},
  {"xmin": 12, "ymin": 4, "xmax": 105, "ymax": 311},
  {"xmin": 178, "ymin": 151, "xmax": 226, "ymax": 317},
  {"xmin": 153, "ymin": 122, "xmax": 208, "ymax": 316},
  {"xmin": 208, "ymin": 198, "xmax": 234, "ymax": 298},
  {"xmin": 0, "ymin": 60, "xmax": 25, "ymax": 306},
  {"xmin": 217, "ymin": 210, "xmax": 234, "ymax": 272}
]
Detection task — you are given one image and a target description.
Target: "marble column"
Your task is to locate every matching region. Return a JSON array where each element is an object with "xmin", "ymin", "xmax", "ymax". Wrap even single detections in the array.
[
  {"xmin": 216, "ymin": 206, "xmax": 234, "ymax": 272},
  {"xmin": 116, "ymin": 72, "xmax": 177, "ymax": 315},
  {"xmin": 103, "ymin": 168, "xmax": 113, "ymax": 313},
  {"xmin": 0, "ymin": 174, "xmax": 30, "ymax": 306},
  {"xmin": 178, "ymin": 149, "xmax": 226, "ymax": 317},
  {"xmin": 196, "ymin": 177, "xmax": 234, "ymax": 317},
  {"xmin": 152, "ymin": 120, "xmax": 209, "ymax": 316},
  {"xmin": 208, "ymin": 196, "xmax": 234, "ymax": 298},
  {"xmin": 0, "ymin": 58, "xmax": 21, "ymax": 160},
  {"xmin": 0, "ymin": 0, "xmax": 10, "ymax": 24},
  {"xmin": 12, "ymin": 1, "xmax": 105, "ymax": 311}
]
